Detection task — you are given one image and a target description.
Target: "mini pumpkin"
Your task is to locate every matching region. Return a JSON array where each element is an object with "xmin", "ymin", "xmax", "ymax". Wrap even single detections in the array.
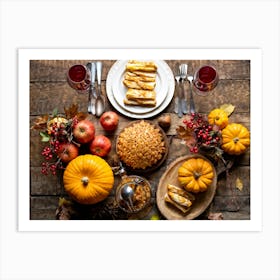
[
  {"xmin": 63, "ymin": 154, "xmax": 114, "ymax": 204},
  {"xmin": 208, "ymin": 108, "xmax": 228, "ymax": 129},
  {"xmin": 178, "ymin": 157, "xmax": 214, "ymax": 193},
  {"xmin": 221, "ymin": 123, "xmax": 250, "ymax": 155}
]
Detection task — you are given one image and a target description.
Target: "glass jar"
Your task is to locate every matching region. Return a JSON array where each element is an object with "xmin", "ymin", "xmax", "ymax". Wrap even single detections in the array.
[{"xmin": 115, "ymin": 175, "xmax": 152, "ymax": 214}]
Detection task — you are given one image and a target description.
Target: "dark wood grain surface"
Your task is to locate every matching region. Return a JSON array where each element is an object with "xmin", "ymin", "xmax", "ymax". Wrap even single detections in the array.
[{"xmin": 30, "ymin": 59, "xmax": 250, "ymax": 220}]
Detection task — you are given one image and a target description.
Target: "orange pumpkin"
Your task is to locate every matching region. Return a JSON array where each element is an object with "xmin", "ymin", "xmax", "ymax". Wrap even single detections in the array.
[
  {"xmin": 178, "ymin": 157, "xmax": 214, "ymax": 193},
  {"xmin": 63, "ymin": 154, "xmax": 114, "ymax": 204},
  {"xmin": 208, "ymin": 108, "xmax": 228, "ymax": 129},
  {"xmin": 221, "ymin": 123, "xmax": 250, "ymax": 155}
]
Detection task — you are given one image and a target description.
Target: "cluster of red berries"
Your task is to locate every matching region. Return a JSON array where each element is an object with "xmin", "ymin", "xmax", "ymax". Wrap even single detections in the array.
[
  {"xmin": 40, "ymin": 120, "xmax": 73, "ymax": 175},
  {"xmin": 183, "ymin": 113, "xmax": 221, "ymax": 153},
  {"xmin": 41, "ymin": 162, "xmax": 58, "ymax": 176},
  {"xmin": 41, "ymin": 146, "xmax": 54, "ymax": 161},
  {"xmin": 49, "ymin": 123, "xmax": 69, "ymax": 142}
]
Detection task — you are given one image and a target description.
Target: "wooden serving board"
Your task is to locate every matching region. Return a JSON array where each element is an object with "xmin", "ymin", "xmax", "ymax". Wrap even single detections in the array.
[{"xmin": 156, "ymin": 154, "xmax": 217, "ymax": 220}]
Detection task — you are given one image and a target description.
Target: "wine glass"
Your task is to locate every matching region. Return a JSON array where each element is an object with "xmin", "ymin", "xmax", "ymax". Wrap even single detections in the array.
[
  {"xmin": 193, "ymin": 65, "xmax": 219, "ymax": 96},
  {"xmin": 67, "ymin": 64, "xmax": 90, "ymax": 93}
]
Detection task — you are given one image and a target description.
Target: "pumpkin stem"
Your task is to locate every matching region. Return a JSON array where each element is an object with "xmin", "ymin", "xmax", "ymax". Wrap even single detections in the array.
[
  {"xmin": 233, "ymin": 137, "xmax": 239, "ymax": 143},
  {"xmin": 81, "ymin": 176, "xmax": 89, "ymax": 186},
  {"xmin": 193, "ymin": 171, "xmax": 201, "ymax": 180}
]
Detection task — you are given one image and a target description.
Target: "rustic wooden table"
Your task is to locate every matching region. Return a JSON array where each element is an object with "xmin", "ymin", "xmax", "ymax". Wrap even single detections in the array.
[{"xmin": 30, "ymin": 59, "xmax": 250, "ymax": 220}]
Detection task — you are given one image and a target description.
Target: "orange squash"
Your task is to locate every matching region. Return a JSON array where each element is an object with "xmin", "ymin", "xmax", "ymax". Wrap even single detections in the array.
[
  {"xmin": 63, "ymin": 154, "xmax": 114, "ymax": 204},
  {"xmin": 178, "ymin": 157, "xmax": 214, "ymax": 193},
  {"xmin": 221, "ymin": 123, "xmax": 250, "ymax": 155},
  {"xmin": 208, "ymin": 108, "xmax": 228, "ymax": 129}
]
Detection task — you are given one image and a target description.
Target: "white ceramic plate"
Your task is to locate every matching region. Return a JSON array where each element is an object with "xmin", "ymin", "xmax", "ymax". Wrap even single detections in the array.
[
  {"xmin": 106, "ymin": 60, "xmax": 175, "ymax": 119},
  {"xmin": 111, "ymin": 60, "xmax": 168, "ymax": 114}
]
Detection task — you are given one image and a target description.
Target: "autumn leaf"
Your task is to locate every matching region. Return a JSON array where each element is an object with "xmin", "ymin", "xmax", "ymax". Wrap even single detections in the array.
[
  {"xmin": 64, "ymin": 104, "xmax": 79, "ymax": 119},
  {"xmin": 64, "ymin": 104, "xmax": 88, "ymax": 120},
  {"xmin": 219, "ymin": 104, "xmax": 235, "ymax": 117},
  {"xmin": 31, "ymin": 115, "xmax": 49, "ymax": 130},
  {"xmin": 55, "ymin": 197, "xmax": 74, "ymax": 220},
  {"xmin": 176, "ymin": 125, "xmax": 196, "ymax": 148},
  {"xmin": 208, "ymin": 212, "xmax": 223, "ymax": 220},
  {"xmin": 75, "ymin": 112, "xmax": 88, "ymax": 121},
  {"xmin": 150, "ymin": 214, "xmax": 160, "ymax": 220},
  {"xmin": 236, "ymin": 177, "xmax": 243, "ymax": 191}
]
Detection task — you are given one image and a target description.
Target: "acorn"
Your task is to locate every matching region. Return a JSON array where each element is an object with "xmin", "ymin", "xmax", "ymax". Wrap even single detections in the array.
[{"xmin": 157, "ymin": 114, "xmax": 171, "ymax": 130}]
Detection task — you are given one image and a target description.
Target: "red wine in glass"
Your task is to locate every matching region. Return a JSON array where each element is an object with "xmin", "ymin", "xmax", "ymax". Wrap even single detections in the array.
[
  {"xmin": 67, "ymin": 64, "xmax": 90, "ymax": 93},
  {"xmin": 193, "ymin": 65, "xmax": 219, "ymax": 95}
]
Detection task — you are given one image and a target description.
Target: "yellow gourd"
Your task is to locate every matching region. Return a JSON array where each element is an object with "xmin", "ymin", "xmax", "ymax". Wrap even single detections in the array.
[
  {"xmin": 208, "ymin": 108, "xmax": 228, "ymax": 129},
  {"xmin": 63, "ymin": 154, "xmax": 114, "ymax": 204},
  {"xmin": 221, "ymin": 123, "xmax": 250, "ymax": 155},
  {"xmin": 178, "ymin": 158, "xmax": 214, "ymax": 193}
]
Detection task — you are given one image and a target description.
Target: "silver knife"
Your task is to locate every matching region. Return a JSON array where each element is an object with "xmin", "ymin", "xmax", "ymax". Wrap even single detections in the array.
[
  {"xmin": 95, "ymin": 61, "xmax": 105, "ymax": 117},
  {"xmin": 87, "ymin": 62, "xmax": 97, "ymax": 114}
]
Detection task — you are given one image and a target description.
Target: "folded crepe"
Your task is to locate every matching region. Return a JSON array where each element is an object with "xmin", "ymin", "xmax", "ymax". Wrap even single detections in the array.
[
  {"xmin": 126, "ymin": 60, "xmax": 157, "ymax": 72},
  {"xmin": 125, "ymin": 88, "xmax": 156, "ymax": 101},
  {"xmin": 164, "ymin": 184, "xmax": 195, "ymax": 214},
  {"xmin": 124, "ymin": 72, "xmax": 156, "ymax": 83},
  {"xmin": 123, "ymin": 98, "xmax": 156, "ymax": 107},
  {"xmin": 123, "ymin": 79, "xmax": 156, "ymax": 90}
]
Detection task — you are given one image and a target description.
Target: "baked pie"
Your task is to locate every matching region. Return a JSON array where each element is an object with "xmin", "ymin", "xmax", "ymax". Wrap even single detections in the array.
[{"xmin": 117, "ymin": 120, "xmax": 167, "ymax": 170}]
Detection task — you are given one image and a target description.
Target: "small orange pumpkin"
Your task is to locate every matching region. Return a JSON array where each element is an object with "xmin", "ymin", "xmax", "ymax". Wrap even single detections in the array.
[
  {"xmin": 63, "ymin": 154, "xmax": 114, "ymax": 204},
  {"xmin": 208, "ymin": 108, "xmax": 228, "ymax": 129},
  {"xmin": 178, "ymin": 157, "xmax": 214, "ymax": 193},
  {"xmin": 221, "ymin": 123, "xmax": 250, "ymax": 155}
]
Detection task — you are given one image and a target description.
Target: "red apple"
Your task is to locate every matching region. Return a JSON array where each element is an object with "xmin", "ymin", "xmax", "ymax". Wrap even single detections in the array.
[
  {"xmin": 99, "ymin": 111, "xmax": 119, "ymax": 132},
  {"xmin": 56, "ymin": 142, "xmax": 79, "ymax": 163},
  {"xmin": 73, "ymin": 119, "xmax": 95, "ymax": 144},
  {"xmin": 89, "ymin": 135, "xmax": 111, "ymax": 157}
]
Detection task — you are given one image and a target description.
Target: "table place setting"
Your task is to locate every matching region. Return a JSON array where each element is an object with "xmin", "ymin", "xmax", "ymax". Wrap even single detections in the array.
[{"xmin": 28, "ymin": 57, "xmax": 252, "ymax": 223}]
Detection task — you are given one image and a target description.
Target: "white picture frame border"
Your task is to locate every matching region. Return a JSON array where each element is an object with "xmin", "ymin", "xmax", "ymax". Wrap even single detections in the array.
[{"xmin": 18, "ymin": 48, "xmax": 262, "ymax": 232}]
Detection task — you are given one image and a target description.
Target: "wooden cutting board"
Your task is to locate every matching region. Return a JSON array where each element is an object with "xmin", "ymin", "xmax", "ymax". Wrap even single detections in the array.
[{"xmin": 156, "ymin": 154, "xmax": 217, "ymax": 220}]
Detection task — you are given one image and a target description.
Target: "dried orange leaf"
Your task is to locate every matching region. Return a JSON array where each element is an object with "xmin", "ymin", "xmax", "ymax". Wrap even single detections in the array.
[
  {"xmin": 236, "ymin": 177, "xmax": 243, "ymax": 191},
  {"xmin": 208, "ymin": 212, "xmax": 223, "ymax": 220},
  {"xmin": 64, "ymin": 104, "xmax": 79, "ymax": 119},
  {"xmin": 55, "ymin": 197, "xmax": 73, "ymax": 220},
  {"xmin": 31, "ymin": 115, "xmax": 49, "ymax": 130},
  {"xmin": 76, "ymin": 112, "xmax": 88, "ymax": 121},
  {"xmin": 176, "ymin": 125, "xmax": 196, "ymax": 148},
  {"xmin": 220, "ymin": 104, "xmax": 235, "ymax": 117}
]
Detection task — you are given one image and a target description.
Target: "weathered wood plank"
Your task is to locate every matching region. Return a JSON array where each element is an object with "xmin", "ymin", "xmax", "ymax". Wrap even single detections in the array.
[
  {"xmin": 165, "ymin": 60, "xmax": 250, "ymax": 80},
  {"xmin": 30, "ymin": 60, "xmax": 250, "ymax": 82},
  {"xmin": 216, "ymin": 166, "xmax": 250, "ymax": 196},
  {"xmin": 30, "ymin": 196, "xmax": 59, "ymax": 220},
  {"xmin": 211, "ymin": 195, "xmax": 250, "ymax": 214},
  {"xmin": 30, "ymin": 80, "xmax": 250, "ymax": 116},
  {"xmin": 30, "ymin": 167, "xmax": 63, "ymax": 195},
  {"xmin": 30, "ymin": 60, "xmax": 116, "ymax": 82}
]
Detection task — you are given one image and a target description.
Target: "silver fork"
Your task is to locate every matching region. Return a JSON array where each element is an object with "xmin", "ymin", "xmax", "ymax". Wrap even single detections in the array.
[
  {"xmin": 187, "ymin": 75, "xmax": 196, "ymax": 113},
  {"xmin": 174, "ymin": 67, "xmax": 183, "ymax": 117},
  {"xmin": 179, "ymin": 64, "xmax": 188, "ymax": 114}
]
